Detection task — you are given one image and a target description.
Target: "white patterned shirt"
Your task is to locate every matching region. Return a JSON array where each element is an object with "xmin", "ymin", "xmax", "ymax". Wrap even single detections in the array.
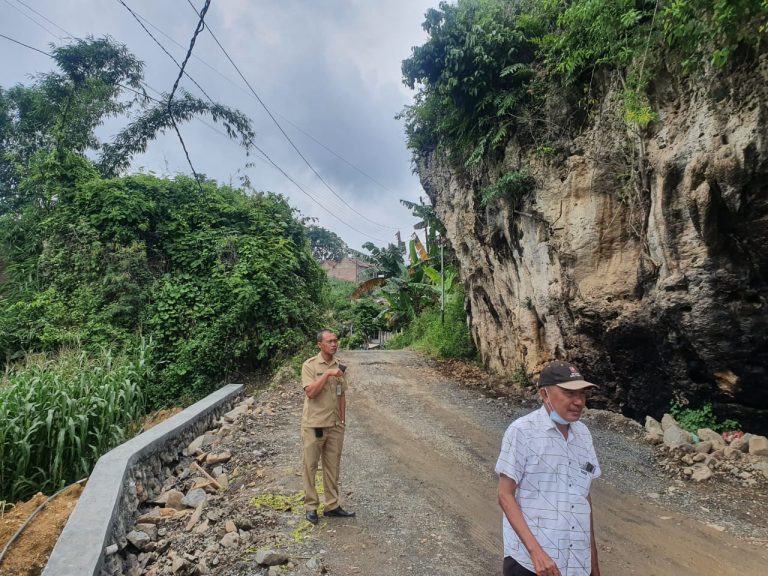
[{"xmin": 495, "ymin": 405, "xmax": 600, "ymax": 575}]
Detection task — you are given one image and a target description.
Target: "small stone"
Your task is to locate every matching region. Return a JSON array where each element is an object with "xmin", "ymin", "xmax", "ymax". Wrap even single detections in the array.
[
  {"xmin": 748, "ymin": 435, "xmax": 768, "ymax": 457},
  {"xmin": 661, "ymin": 413, "xmax": 680, "ymax": 431},
  {"xmin": 645, "ymin": 416, "xmax": 663, "ymax": 434},
  {"xmin": 723, "ymin": 447, "xmax": 742, "ymax": 460},
  {"xmin": 206, "ymin": 450, "xmax": 232, "ymax": 465},
  {"xmin": 182, "ymin": 488, "xmax": 207, "ymax": 508},
  {"xmin": 193, "ymin": 519, "xmax": 210, "ymax": 534},
  {"xmin": 697, "ymin": 428, "xmax": 726, "ymax": 449},
  {"xmin": 691, "ymin": 453, "xmax": 706, "ymax": 462},
  {"xmin": 136, "ymin": 508, "xmax": 163, "ymax": 524},
  {"xmin": 255, "ymin": 549, "xmax": 289, "ymax": 566},
  {"xmin": 135, "ymin": 523, "xmax": 157, "ymax": 541},
  {"xmin": 730, "ymin": 437, "xmax": 749, "ymax": 452},
  {"xmin": 220, "ymin": 532, "xmax": 240, "ymax": 548},
  {"xmin": 126, "ymin": 530, "xmax": 151, "ymax": 551},
  {"xmin": 160, "ymin": 489, "xmax": 185, "ymax": 510},
  {"xmin": 691, "ymin": 465, "xmax": 712, "ymax": 482},
  {"xmin": 306, "ymin": 556, "xmax": 324, "ymax": 571},
  {"xmin": 225, "ymin": 520, "xmax": 238, "ymax": 533},
  {"xmin": 694, "ymin": 441, "xmax": 713, "ymax": 454},
  {"xmin": 663, "ymin": 425, "xmax": 693, "ymax": 448}
]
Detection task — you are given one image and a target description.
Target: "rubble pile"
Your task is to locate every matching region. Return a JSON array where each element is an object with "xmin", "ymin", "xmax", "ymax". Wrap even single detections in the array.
[
  {"xmin": 644, "ymin": 414, "xmax": 768, "ymax": 487},
  {"xmin": 112, "ymin": 390, "xmax": 325, "ymax": 576}
]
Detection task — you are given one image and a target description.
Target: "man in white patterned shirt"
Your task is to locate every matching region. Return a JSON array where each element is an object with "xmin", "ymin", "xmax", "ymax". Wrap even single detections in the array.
[{"xmin": 496, "ymin": 360, "xmax": 601, "ymax": 576}]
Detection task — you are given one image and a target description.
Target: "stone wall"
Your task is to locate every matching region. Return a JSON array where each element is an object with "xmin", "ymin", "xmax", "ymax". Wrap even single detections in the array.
[{"xmin": 43, "ymin": 384, "xmax": 243, "ymax": 576}]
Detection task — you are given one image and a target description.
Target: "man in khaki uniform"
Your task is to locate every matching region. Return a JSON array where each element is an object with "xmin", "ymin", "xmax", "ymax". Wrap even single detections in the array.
[{"xmin": 301, "ymin": 330, "xmax": 356, "ymax": 524}]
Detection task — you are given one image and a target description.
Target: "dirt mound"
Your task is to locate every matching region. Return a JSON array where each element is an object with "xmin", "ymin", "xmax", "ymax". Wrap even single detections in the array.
[{"xmin": 0, "ymin": 483, "xmax": 83, "ymax": 576}]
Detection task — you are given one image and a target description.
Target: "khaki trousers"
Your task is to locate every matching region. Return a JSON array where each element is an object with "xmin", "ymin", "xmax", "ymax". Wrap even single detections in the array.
[{"xmin": 301, "ymin": 424, "xmax": 345, "ymax": 511}]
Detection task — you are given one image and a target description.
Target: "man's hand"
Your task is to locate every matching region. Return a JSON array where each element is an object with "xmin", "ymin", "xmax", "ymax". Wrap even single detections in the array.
[
  {"xmin": 498, "ymin": 475, "xmax": 562, "ymax": 576},
  {"xmin": 529, "ymin": 547, "xmax": 561, "ymax": 576},
  {"xmin": 304, "ymin": 367, "xmax": 343, "ymax": 398}
]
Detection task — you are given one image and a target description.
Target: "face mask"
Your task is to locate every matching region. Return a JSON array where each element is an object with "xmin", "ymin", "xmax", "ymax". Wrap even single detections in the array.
[{"xmin": 544, "ymin": 389, "xmax": 569, "ymax": 425}]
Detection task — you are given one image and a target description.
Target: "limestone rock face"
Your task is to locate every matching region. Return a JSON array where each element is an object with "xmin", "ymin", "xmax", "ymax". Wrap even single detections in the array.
[{"xmin": 416, "ymin": 59, "xmax": 768, "ymax": 432}]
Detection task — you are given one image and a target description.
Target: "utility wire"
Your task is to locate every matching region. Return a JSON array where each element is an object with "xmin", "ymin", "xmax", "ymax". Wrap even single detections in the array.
[
  {"xmin": 113, "ymin": 4, "xmax": 387, "ymax": 239},
  {"xmin": 163, "ymin": 0, "xmax": 212, "ymax": 190},
  {"xmin": 0, "ymin": 31, "xmax": 386, "ymax": 242},
  {"xmin": 185, "ymin": 0, "xmax": 400, "ymax": 232},
  {"xmin": 0, "ymin": 31, "xmax": 52, "ymax": 57},
  {"xmin": 115, "ymin": 0, "xmax": 215, "ymax": 103},
  {"xmin": 3, "ymin": 0, "xmax": 61, "ymax": 40},
  {"xmin": 115, "ymin": 3, "xmax": 396, "ymax": 196},
  {"xmin": 139, "ymin": 82, "xmax": 386, "ymax": 241},
  {"xmin": 13, "ymin": 0, "xmax": 73, "ymax": 38}
]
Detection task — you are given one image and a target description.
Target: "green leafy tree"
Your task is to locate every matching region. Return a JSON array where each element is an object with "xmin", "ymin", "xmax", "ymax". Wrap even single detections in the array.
[
  {"xmin": 401, "ymin": 0, "xmax": 544, "ymax": 164},
  {"xmin": 0, "ymin": 37, "xmax": 254, "ymax": 212},
  {"xmin": 307, "ymin": 225, "xmax": 349, "ymax": 262}
]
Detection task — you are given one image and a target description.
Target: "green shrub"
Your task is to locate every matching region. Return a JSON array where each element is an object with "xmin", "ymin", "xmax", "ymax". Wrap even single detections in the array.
[
  {"xmin": 1, "ymin": 172, "xmax": 325, "ymax": 407},
  {"xmin": 386, "ymin": 286, "xmax": 475, "ymax": 360},
  {"xmin": 512, "ymin": 365, "xmax": 532, "ymax": 388},
  {"xmin": 0, "ymin": 342, "xmax": 151, "ymax": 501},
  {"xmin": 479, "ymin": 169, "xmax": 534, "ymax": 207},
  {"xmin": 668, "ymin": 401, "xmax": 741, "ymax": 433},
  {"xmin": 340, "ymin": 333, "xmax": 364, "ymax": 350}
]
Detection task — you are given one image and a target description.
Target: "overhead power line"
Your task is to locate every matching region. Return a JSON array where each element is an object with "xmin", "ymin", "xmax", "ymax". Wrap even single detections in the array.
[
  {"xmin": 112, "ymin": 3, "xmax": 397, "ymax": 196},
  {"xmin": 0, "ymin": 31, "xmax": 52, "ymax": 57},
  {"xmin": 0, "ymin": 31, "xmax": 388, "ymax": 243},
  {"xmin": 3, "ymin": 0, "xmax": 62, "ymax": 40},
  {"xmin": 162, "ymin": 0, "xmax": 211, "ymax": 190},
  {"xmin": 117, "ymin": 0, "xmax": 386, "ymax": 242},
  {"xmin": 184, "ymin": 0, "xmax": 400, "ymax": 231},
  {"xmin": 115, "ymin": 0, "xmax": 215, "ymax": 103},
  {"xmin": 13, "ymin": 0, "xmax": 73, "ymax": 38}
]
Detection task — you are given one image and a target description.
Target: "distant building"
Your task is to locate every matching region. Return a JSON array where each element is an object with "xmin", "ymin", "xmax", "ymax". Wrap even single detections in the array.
[{"xmin": 320, "ymin": 258, "xmax": 374, "ymax": 283}]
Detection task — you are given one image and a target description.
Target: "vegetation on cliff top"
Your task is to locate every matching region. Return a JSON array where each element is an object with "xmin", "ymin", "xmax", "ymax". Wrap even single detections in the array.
[{"xmin": 401, "ymin": 0, "xmax": 768, "ymax": 167}]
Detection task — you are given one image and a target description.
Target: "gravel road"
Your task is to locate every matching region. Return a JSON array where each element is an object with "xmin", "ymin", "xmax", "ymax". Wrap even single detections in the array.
[
  {"xmin": 113, "ymin": 349, "xmax": 766, "ymax": 576},
  {"xmin": 310, "ymin": 350, "xmax": 767, "ymax": 576}
]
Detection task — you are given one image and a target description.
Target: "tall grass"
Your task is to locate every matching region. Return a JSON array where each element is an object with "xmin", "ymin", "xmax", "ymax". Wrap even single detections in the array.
[{"xmin": 0, "ymin": 340, "xmax": 152, "ymax": 502}]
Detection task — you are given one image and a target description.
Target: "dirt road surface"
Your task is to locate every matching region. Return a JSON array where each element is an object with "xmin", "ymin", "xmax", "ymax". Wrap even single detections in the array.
[{"xmin": 315, "ymin": 351, "xmax": 767, "ymax": 576}]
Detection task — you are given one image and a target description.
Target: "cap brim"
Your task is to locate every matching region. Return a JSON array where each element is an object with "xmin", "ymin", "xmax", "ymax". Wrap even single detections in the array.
[{"xmin": 555, "ymin": 380, "xmax": 598, "ymax": 390}]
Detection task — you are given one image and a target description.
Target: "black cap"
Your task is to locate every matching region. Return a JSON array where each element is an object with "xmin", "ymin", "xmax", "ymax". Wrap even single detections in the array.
[{"xmin": 538, "ymin": 360, "xmax": 597, "ymax": 390}]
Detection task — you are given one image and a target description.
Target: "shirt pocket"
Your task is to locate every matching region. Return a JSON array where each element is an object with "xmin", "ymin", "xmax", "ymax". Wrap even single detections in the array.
[{"xmin": 571, "ymin": 462, "xmax": 595, "ymax": 497}]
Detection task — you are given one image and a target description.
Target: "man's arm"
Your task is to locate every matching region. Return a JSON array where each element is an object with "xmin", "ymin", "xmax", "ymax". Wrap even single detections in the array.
[
  {"xmin": 498, "ymin": 474, "xmax": 561, "ymax": 576},
  {"xmin": 587, "ymin": 494, "xmax": 600, "ymax": 576},
  {"xmin": 303, "ymin": 365, "xmax": 343, "ymax": 399}
]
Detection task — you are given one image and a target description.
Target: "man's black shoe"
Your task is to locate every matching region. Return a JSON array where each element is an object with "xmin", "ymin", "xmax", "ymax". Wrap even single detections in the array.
[
  {"xmin": 306, "ymin": 510, "xmax": 318, "ymax": 524},
  {"xmin": 324, "ymin": 506, "xmax": 356, "ymax": 518}
]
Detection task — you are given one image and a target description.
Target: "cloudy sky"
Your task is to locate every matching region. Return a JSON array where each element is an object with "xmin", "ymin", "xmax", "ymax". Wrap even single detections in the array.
[{"xmin": 0, "ymin": 0, "xmax": 441, "ymax": 251}]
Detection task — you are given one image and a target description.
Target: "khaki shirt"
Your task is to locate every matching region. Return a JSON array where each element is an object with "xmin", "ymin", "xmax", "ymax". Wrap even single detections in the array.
[{"xmin": 301, "ymin": 352, "xmax": 348, "ymax": 427}]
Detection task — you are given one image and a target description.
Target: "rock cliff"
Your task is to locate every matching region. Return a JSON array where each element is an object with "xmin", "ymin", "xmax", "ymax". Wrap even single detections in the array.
[{"xmin": 416, "ymin": 58, "xmax": 768, "ymax": 432}]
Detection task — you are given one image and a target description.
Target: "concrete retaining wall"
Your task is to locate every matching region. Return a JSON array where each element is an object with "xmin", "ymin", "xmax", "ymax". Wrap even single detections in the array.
[{"xmin": 43, "ymin": 384, "xmax": 243, "ymax": 576}]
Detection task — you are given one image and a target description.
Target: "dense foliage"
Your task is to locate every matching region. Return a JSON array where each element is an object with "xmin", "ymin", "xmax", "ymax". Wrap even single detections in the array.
[
  {"xmin": 385, "ymin": 282, "xmax": 475, "ymax": 359},
  {"xmin": 1, "ymin": 167, "xmax": 325, "ymax": 406},
  {"xmin": 402, "ymin": 0, "xmax": 768, "ymax": 166},
  {"xmin": 0, "ymin": 38, "xmax": 326, "ymax": 500},
  {"xmin": 669, "ymin": 401, "xmax": 740, "ymax": 433}
]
